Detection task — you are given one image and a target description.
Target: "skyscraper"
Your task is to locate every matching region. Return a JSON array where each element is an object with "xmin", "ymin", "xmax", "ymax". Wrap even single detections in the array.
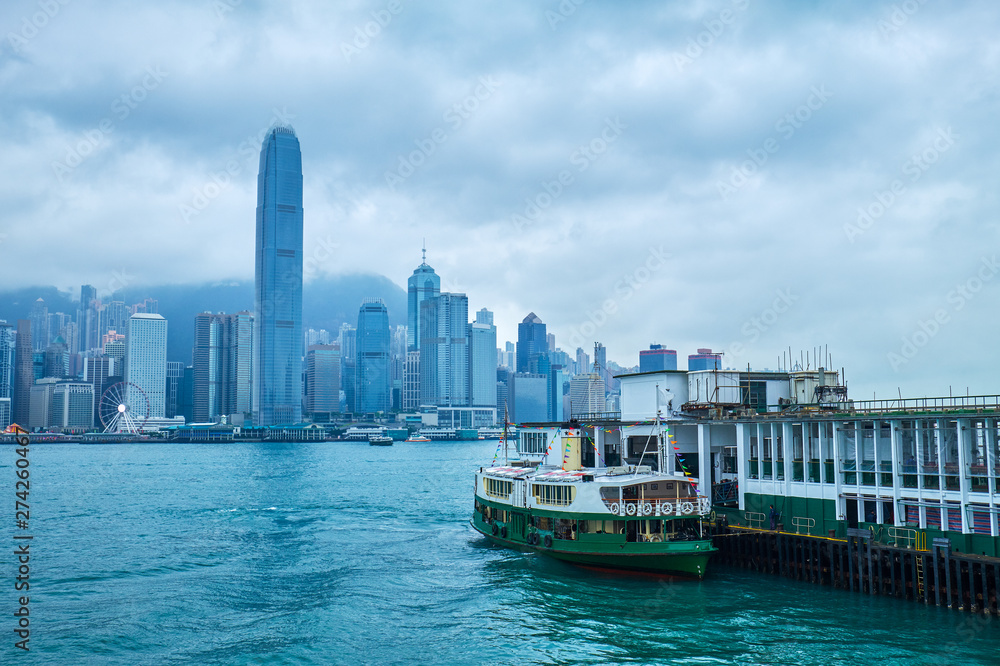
[
  {"xmin": 305, "ymin": 343, "xmax": 340, "ymax": 417},
  {"xmin": 0, "ymin": 321, "xmax": 13, "ymax": 429},
  {"xmin": 125, "ymin": 313, "xmax": 167, "ymax": 419},
  {"xmin": 12, "ymin": 320, "xmax": 32, "ymax": 426},
  {"xmin": 356, "ymin": 299, "xmax": 390, "ymax": 414},
  {"xmin": 516, "ymin": 313, "xmax": 547, "ymax": 374},
  {"xmin": 407, "ymin": 247, "xmax": 441, "ymax": 352},
  {"xmin": 29, "ymin": 298, "xmax": 48, "ymax": 351},
  {"xmin": 339, "ymin": 325, "xmax": 357, "ymax": 413},
  {"xmin": 253, "ymin": 125, "xmax": 304, "ymax": 426},
  {"xmin": 193, "ymin": 311, "xmax": 254, "ymax": 423},
  {"xmin": 468, "ymin": 308, "xmax": 497, "ymax": 409},
  {"xmin": 640, "ymin": 344, "xmax": 678, "ymax": 372},
  {"xmin": 419, "ymin": 292, "xmax": 469, "ymax": 406},
  {"xmin": 80, "ymin": 285, "xmax": 98, "ymax": 352}
]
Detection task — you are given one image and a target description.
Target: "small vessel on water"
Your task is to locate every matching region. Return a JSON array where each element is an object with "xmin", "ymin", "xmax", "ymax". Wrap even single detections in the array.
[
  {"xmin": 472, "ymin": 417, "xmax": 716, "ymax": 578},
  {"xmin": 404, "ymin": 435, "xmax": 431, "ymax": 443},
  {"xmin": 368, "ymin": 435, "xmax": 394, "ymax": 446}
]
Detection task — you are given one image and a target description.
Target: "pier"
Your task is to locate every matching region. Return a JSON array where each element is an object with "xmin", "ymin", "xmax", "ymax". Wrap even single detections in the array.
[{"xmin": 711, "ymin": 524, "xmax": 1000, "ymax": 614}]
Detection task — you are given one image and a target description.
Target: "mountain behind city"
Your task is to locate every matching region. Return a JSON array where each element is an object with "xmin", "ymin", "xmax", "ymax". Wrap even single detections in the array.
[{"xmin": 0, "ymin": 273, "xmax": 407, "ymax": 364}]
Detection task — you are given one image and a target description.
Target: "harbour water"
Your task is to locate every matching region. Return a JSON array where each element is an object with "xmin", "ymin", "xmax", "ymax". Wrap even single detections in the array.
[{"xmin": 4, "ymin": 439, "xmax": 999, "ymax": 664}]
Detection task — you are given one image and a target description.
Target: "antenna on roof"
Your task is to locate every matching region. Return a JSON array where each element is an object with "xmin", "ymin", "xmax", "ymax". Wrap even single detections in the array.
[{"xmin": 422, "ymin": 238, "xmax": 426, "ymax": 264}]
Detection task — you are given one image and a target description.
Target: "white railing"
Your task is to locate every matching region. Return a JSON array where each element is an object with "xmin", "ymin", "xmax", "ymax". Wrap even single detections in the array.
[
  {"xmin": 887, "ymin": 526, "xmax": 917, "ymax": 549},
  {"xmin": 745, "ymin": 512, "xmax": 765, "ymax": 529}
]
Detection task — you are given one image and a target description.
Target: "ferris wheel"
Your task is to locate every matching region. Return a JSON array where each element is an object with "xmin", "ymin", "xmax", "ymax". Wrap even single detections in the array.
[{"xmin": 99, "ymin": 381, "xmax": 150, "ymax": 434}]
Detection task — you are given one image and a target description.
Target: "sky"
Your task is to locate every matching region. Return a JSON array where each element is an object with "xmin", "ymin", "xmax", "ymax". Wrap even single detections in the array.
[{"xmin": 2, "ymin": 0, "xmax": 999, "ymax": 399}]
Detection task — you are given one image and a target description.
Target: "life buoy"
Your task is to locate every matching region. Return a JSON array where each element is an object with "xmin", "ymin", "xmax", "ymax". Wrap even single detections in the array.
[
  {"xmin": 500, "ymin": 526, "xmax": 508, "ymax": 539},
  {"xmin": 650, "ymin": 535, "xmax": 662, "ymax": 543},
  {"xmin": 491, "ymin": 523, "xmax": 498, "ymax": 536},
  {"xmin": 543, "ymin": 534, "xmax": 553, "ymax": 548}
]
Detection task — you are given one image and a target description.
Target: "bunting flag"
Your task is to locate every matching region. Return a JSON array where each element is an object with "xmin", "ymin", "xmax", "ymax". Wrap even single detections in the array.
[{"xmin": 490, "ymin": 439, "xmax": 505, "ymax": 466}]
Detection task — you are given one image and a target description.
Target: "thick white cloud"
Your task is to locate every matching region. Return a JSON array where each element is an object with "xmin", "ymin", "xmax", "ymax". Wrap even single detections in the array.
[{"xmin": 1, "ymin": 0, "xmax": 999, "ymax": 398}]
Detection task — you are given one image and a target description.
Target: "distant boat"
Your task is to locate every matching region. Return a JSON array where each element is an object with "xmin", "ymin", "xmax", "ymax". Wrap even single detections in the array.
[
  {"xmin": 405, "ymin": 435, "xmax": 431, "ymax": 443},
  {"xmin": 368, "ymin": 436, "xmax": 393, "ymax": 446}
]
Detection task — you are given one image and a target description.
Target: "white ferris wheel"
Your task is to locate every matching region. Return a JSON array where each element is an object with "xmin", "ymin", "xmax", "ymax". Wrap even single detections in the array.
[{"xmin": 99, "ymin": 381, "xmax": 150, "ymax": 434}]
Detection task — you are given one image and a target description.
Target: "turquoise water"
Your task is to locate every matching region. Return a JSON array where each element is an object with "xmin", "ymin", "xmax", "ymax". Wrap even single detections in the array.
[{"xmin": 3, "ymin": 439, "xmax": 998, "ymax": 664}]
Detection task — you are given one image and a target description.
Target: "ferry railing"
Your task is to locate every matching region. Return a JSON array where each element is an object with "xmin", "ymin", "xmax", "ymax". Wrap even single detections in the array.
[
  {"xmin": 745, "ymin": 512, "xmax": 765, "ymax": 529},
  {"xmin": 791, "ymin": 516, "xmax": 815, "ymax": 535},
  {"xmin": 886, "ymin": 526, "xmax": 917, "ymax": 549},
  {"xmin": 847, "ymin": 394, "xmax": 1000, "ymax": 415}
]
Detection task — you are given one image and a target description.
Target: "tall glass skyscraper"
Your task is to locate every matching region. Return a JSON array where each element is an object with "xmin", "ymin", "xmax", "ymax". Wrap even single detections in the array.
[
  {"xmin": 407, "ymin": 248, "xmax": 440, "ymax": 352},
  {"xmin": 516, "ymin": 312, "xmax": 547, "ymax": 374},
  {"xmin": 419, "ymin": 292, "xmax": 469, "ymax": 406},
  {"xmin": 356, "ymin": 299, "xmax": 390, "ymax": 414},
  {"xmin": 254, "ymin": 125, "xmax": 303, "ymax": 426}
]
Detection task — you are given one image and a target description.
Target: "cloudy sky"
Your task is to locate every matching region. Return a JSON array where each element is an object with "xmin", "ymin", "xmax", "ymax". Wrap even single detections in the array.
[{"xmin": 2, "ymin": 0, "xmax": 999, "ymax": 398}]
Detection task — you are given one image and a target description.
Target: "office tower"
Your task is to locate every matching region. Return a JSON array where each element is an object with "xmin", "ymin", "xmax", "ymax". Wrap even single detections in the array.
[
  {"xmin": 253, "ymin": 125, "xmax": 304, "ymax": 426},
  {"xmin": 639, "ymin": 344, "xmax": 678, "ymax": 372},
  {"xmin": 43, "ymin": 337, "xmax": 69, "ymax": 378},
  {"xmin": 165, "ymin": 361, "xmax": 183, "ymax": 419},
  {"xmin": 84, "ymin": 356, "xmax": 115, "ymax": 423},
  {"xmin": 305, "ymin": 344, "xmax": 340, "ymax": 417},
  {"xmin": 12, "ymin": 320, "xmax": 32, "ymax": 426},
  {"xmin": 48, "ymin": 312, "xmax": 71, "ymax": 348},
  {"xmin": 390, "ymin": 325, "xmax": 406, "ymax": 411},
  {"xmin": 570, "ymin": 373, "xmax": 605, "ymax": 417},
  {"xmin": 80, "ymin": 285, "xmax": 98, "ymax": 352},
  {"xmin": 50, "ymin": 382, "xmax": 94, "ymax": 429},
  {"xmin": 403, "ymin": 350, "xmax": 420, "ymax": 410},
  {"xmin": 594, "ymin": 342, "xmax": 613, "ymax": 395},
  {"xmin": 496, "ymin": 367, "xmax": 510, "ymax": 418},
  {"xmin": 193, "ymin": 311, "xmax": 253, "ymax": 422},
  {"xmin": 575, "ymin": 347, "xmax": 589, "ymax": 377},
  {"xmin": 29, "ymin": 378, "xmax": 58, "ymax": 430},
  {"xmin": 132, "ymin": 298, "xmax": 158, "ymax": 315},
  {"xmin": 688, "ymin": 348, "xmax": 722, "ymax": 371},
  {"xmin": 407, "ymin": 246, "xmax": 441, "ymax": 352},
  {"xmin": 546, "ymin": 332, "xmax": 556, "ymax": 353},
  {"xmin": 0, "ymin": 321, "xmax": 13, "ymax": 429},
  {"xmin": 125, "ymin": 313, "xmax": 167, "ymax": 418},
  {"xmin": 177, "ymin": 366, "xmax": 195, "ymax": 424},
  {"xmin": 469, "ymin": 309, "xmax": 497, "ymax": 408},
  {"xmin": 516, "ymin": 313, "xmax": 547, "ymax": 374},
  {"xmin": 29, "ymin": 298, "xmax": 48, "ymax": 351},
  {"xmin": 339, "ymin": 325, "xmax": 357, "ymax": 413},
  {"xmin": 498, "ymin": 341, "xmax": 515, "ymax": 370},
  {"xmin": 0, "ymin": 321, "xmax": 14, "ymax": 400},
  {"xmin": 547, "ymin": 365, "xmax": 569, "ymax": 421},
  {"xmin": 419, "ymin": 292, "xmax": 469, "ymax": 406},
  {"xmin": 509, "ymin": 373, "xmax": 547, "ymax": 423},
  {"xmin": 356, "ymin": 299, "xmax": 390, "ymax": 414}
]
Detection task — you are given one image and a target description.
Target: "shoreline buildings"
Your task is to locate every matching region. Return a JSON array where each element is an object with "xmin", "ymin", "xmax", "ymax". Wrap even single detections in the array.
[{"xmin": 253, "ymin": 125, "xmax": 304, "ymax": 426}]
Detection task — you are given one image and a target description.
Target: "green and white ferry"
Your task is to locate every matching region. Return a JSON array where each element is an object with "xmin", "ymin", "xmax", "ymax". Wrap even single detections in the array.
[{"xmin": 472, "ymin": 421, "xmax": 716, "ymax": 578}]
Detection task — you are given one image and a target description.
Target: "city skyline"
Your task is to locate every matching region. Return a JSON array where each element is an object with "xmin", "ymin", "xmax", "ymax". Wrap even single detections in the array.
[{"xmin": 3, "ymin": 2, "xmax": 1000, "ymax": 400}]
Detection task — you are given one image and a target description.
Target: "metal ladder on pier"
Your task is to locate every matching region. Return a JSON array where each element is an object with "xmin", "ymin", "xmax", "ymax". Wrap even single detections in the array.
[{"xmin": 916, "ymin": 555, "xmax": 925, "ymax": 599}]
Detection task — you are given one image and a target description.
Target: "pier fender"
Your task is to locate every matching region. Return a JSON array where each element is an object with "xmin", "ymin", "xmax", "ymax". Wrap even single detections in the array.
[
  {"xmin": 491, "ymin": 523, "xmax": 498, "ymax": 536},
  {"xmin": 500, "ymin": 526, "xmax": 508, "ymax": 539},
  {"xmin": 544, "ymin": 534, "xmax": 553, "ymax": 548}
]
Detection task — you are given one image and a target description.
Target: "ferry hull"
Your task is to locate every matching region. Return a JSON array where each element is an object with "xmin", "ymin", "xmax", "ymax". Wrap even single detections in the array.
[{"xmin": 471, "ymin": 521, "xmax": 715, "ymax": 579}]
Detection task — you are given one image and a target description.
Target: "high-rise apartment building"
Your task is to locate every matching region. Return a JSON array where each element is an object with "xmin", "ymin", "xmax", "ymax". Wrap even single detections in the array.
[
  {"xmin": 403, "ymin": 350, "xmax": 420, "ymax": 410},
  {"xmin": 29, "ymin": 298, "xmax": 48, "ymax": 351},
  {"xmin": 253, "ymin": 125, "xmax": 304, "ymax": 426},
  {"xmin": 165, "ymin": 361, "xmax": 183, "ymax": 419},
  {"xmin": 125, "ymin": 313, "xmax": 167, "ymax": 419}
]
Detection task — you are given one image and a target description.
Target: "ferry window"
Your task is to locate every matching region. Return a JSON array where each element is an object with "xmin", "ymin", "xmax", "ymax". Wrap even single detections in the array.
[
  {"xmin": 520, "ymin": 432, "xmax": 548, "ymax": 454},
  {"xmin": 532, "ymin": 483, "xmax": 576, "ymax": 506},
  {"xmin": 650, "ymin": 484, "xmax": 658, "ymax": 490},
  {"xmin": 485, "ymin": 478, "xmax": 512, "ymax": 498}
]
